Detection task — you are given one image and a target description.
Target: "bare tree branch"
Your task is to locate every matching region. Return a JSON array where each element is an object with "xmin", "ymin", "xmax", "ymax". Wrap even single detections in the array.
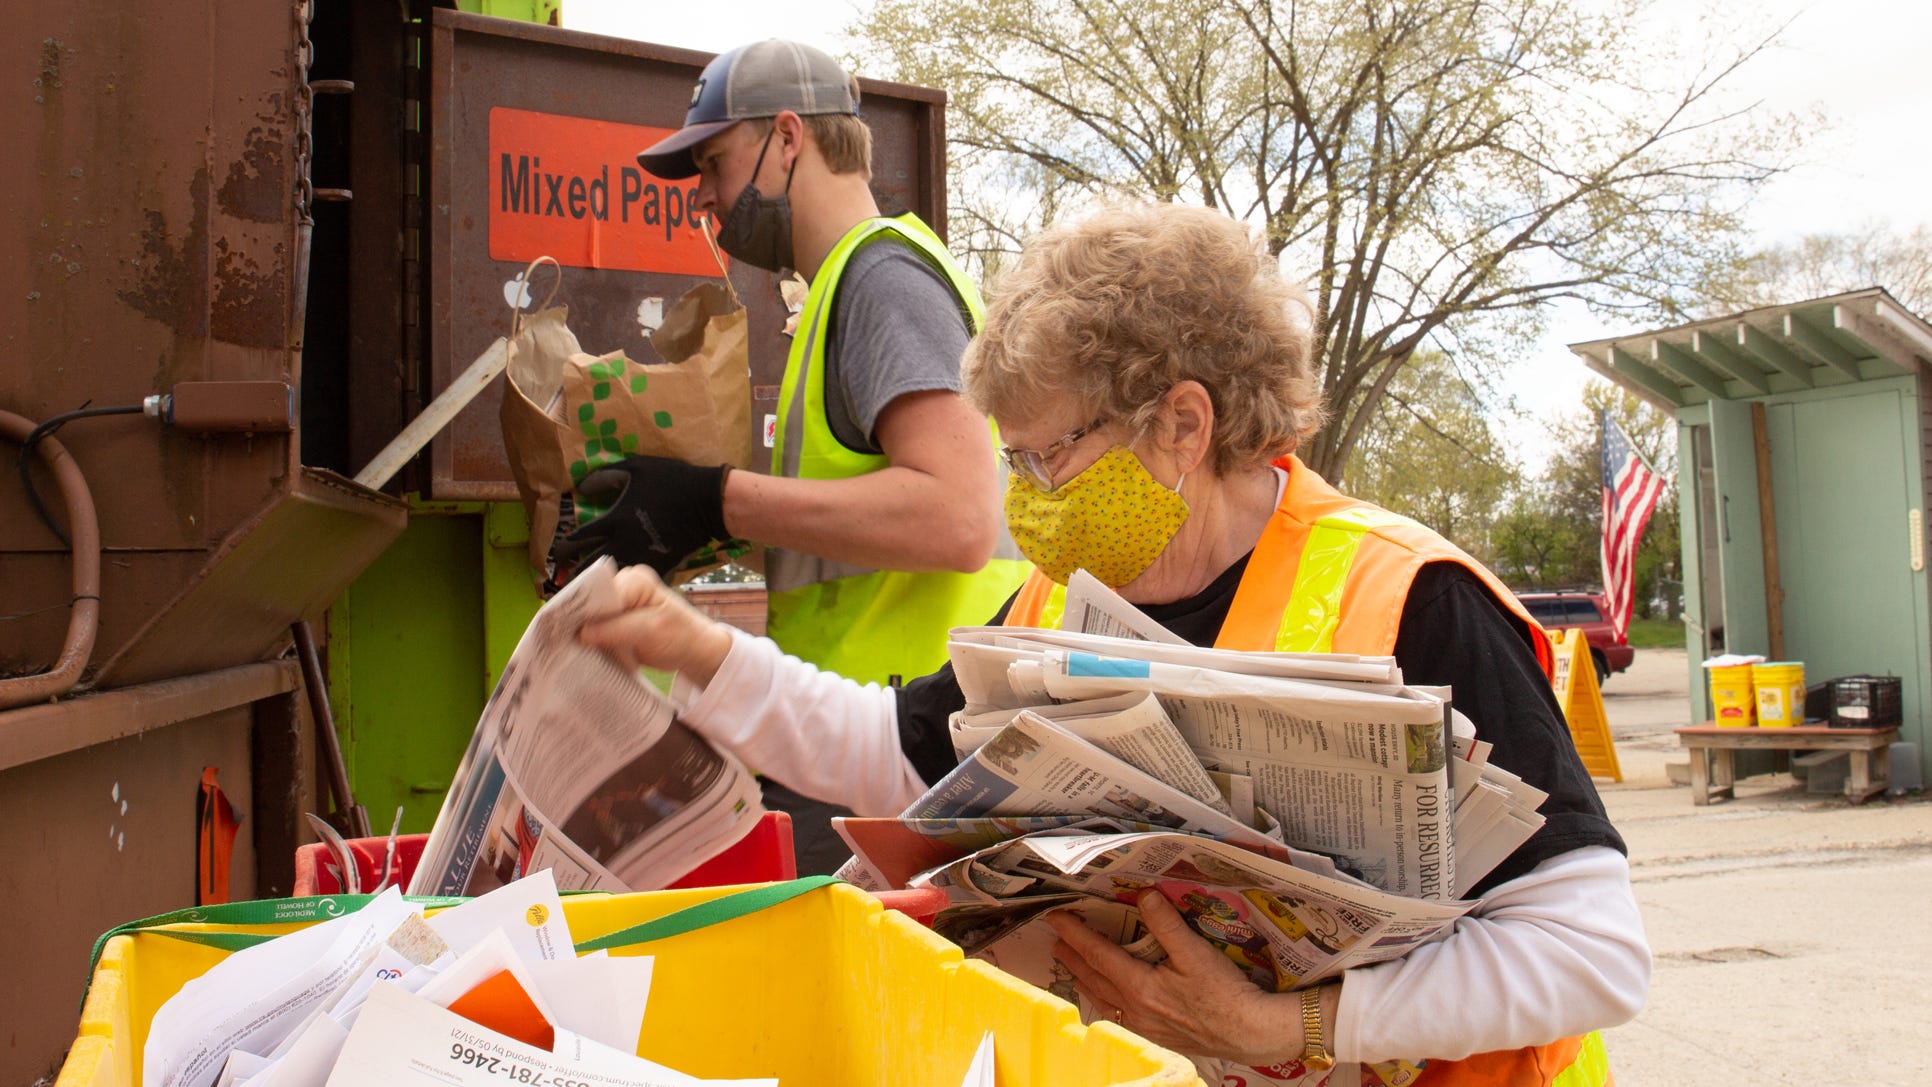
[{"xmin": 851, "ymin": 0, "xmax": 1794, "ymax": 483}]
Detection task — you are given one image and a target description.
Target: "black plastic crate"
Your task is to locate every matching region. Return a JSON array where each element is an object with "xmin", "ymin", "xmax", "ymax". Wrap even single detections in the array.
[{"xmin": 1828, "ymin": 675, "xmax": 1902, "ymax": 728}]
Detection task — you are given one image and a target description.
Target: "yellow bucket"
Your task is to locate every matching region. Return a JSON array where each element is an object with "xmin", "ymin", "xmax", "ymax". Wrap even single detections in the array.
[
  {"xmin": 1753, "ymin": 661, "xmax": 1807, "ymax": 728},
  {"xmin": 1708, "ymin": 663, "xmax": 1757, "ymax": 726}
]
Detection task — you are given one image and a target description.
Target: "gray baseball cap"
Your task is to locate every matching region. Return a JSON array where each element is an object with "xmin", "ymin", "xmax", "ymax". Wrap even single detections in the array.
[{"xmin": 637, "ymin": 40, "xmax": 861, "ymax": 180}]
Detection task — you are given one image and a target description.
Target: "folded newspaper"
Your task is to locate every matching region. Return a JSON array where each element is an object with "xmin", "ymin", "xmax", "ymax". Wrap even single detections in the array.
[
  {"xmin": 140, "ymin": 871, "xmax": 761, "ymax": 1087},
  {"xmin": 410, "ymin": 557, "xmax": 765, "ymax": 897},
  {"xmin": 142, "ymin": 867, "xmax": 998, "ymax": 1087},
  {"xmin": 834, "ymin": 571, "xmax": 1550, "ymax": 1084}
]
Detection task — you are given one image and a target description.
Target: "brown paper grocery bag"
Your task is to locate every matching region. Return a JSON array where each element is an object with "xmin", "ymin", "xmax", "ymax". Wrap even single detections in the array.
[
  {"xmin": 648, "ymin": 277, "xmax": 761, "ymax": 578},
  {"xmin": 556, "ymin": 279, "xmax": 756, "ymax": 581},
  {"xmin": 501, "ymin": 236, "xmax": 757, "ymax": 586},
  {"xmin": 559, "ymin": 281, "xmax": 752, "ymax": 503},
  {"xmin": 498, "ymin": 260, "xmax": 584, "ymax": 579},
  {"xmin": 650, "ymin": 279, "xmax": 753, "ymax": 471}
]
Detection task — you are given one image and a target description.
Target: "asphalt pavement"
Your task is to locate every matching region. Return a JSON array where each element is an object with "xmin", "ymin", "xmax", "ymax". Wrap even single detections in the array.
[{"xmin": 1593, "ymin": 649, "xmax": 1932, "ymax": 1085}]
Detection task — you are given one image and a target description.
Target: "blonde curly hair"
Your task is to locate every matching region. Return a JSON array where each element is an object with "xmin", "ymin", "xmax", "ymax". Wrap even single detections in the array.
[{"xmin": 962, "ymin": 202, "xmax": 1325, "ymax": 473}]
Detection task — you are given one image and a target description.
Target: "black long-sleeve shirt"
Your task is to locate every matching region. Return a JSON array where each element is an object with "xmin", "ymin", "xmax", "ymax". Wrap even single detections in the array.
[{"xmin": 894, "ymin": 559, "xmax": 1625, "ymax": 897}]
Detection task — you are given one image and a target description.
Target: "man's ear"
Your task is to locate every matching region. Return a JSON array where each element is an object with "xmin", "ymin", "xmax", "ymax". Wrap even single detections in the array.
[
  {"xmin": 771, "ymin": 110, "xmax": 807, "ymax": 167},
  {"xmin": 1162, "ymin": 381, "xmax": 1215, "ymax": 475}
]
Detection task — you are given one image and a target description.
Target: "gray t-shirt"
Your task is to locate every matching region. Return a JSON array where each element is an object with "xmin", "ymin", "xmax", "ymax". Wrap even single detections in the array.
[{"xmin": 821, "ymin": 236, "xmax": 974, "ymax": 454}]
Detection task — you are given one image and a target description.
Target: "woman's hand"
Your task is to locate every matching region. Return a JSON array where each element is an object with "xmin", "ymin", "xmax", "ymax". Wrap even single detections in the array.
[
  {"xmin": 1048, "ymin": 890, "xmax": 1314, "ymax": 1067},
  {"xmin": 577, "ymin": 566, "xmax": 735, "ymax": 685}
]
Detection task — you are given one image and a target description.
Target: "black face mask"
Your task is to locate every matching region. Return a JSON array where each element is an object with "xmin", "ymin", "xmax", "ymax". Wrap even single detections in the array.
[{"xmin": 716, "ymin": 126, "xmax": 798, "ymax": 272}]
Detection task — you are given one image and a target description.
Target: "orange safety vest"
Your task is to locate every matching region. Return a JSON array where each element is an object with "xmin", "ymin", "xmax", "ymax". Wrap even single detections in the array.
[{"xmin": 1004, "ymin": 454, "xmax": 1607, "ymax": 1087}]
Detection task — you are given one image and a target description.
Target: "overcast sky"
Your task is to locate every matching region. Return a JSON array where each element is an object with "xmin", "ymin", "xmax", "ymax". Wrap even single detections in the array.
[
  {"xmin": 1517, "ymin": 0, "xmax": 1932, "ymax": 456},
  {"xmin": 561, "ymin": 0, "xmax": 1931, "ymax": 462}
]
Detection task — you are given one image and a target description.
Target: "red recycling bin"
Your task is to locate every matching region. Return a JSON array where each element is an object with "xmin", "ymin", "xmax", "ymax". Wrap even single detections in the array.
[
  {"xmin": 293, "ymin": 810, "xmax": 798, "ymax": 895},
  {"xmin": 289, "ymin": 810, "xmax": 949, "ymax": 925}
]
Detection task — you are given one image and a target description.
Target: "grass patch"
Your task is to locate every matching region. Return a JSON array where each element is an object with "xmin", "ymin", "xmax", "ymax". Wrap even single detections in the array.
[{"xmin": 1626, "ymin": 618, "xmax": 1685, "ymax": 649}]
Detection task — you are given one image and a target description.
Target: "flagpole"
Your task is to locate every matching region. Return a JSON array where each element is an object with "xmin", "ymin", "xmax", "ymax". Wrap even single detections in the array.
[{"xmin": 1599, "ymin": 409, "xmax": 1614, "ymax": 636}]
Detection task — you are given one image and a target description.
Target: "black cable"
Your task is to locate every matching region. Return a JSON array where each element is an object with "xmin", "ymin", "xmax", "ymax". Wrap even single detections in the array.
[
  {"xmin": 0, "ymin": 595, "xmax": 101, "ymax": 622},
  {"xmin": 16, "ymin": 402, "xmax": 147, "ymax": 548}
]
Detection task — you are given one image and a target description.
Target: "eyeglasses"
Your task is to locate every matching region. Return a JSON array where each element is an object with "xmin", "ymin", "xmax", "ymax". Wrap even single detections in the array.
[{"xmin": 1001, "ymin": 415, "xmax": 1109, "ymax": 492}]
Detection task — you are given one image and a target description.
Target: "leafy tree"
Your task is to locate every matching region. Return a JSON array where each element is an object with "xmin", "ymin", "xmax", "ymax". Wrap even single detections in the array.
[
  {"xmin": 1721, "ymin": 220, "xmax": 1932, "ymax": 318},
  {"xmin": 1347, "ymin": 352, "xmax": 1519, "ymax": 560},
  {"xmin": 1490, "ymin": 489, "xmax": 1593, "ymax": 591},
  {"xmin": 852, "ymin": 0, "xmax": 1789, "ymax": 484},
  {"xmin": 1493, "ymin": 382, "xmax": 1678, "ymax": 614}
]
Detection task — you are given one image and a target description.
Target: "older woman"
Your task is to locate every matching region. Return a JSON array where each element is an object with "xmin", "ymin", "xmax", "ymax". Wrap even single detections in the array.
[{"xmin": 581, "ymin": 203, "xmax": 1648, "ymax": 1084}]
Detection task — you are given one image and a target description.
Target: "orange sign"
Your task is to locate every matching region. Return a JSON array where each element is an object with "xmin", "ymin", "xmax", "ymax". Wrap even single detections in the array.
[{"xmin": 488, "ymin": 107, "xmax": 722, "ymax": 277}]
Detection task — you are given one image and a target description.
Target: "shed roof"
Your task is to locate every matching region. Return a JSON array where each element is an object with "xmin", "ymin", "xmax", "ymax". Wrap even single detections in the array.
[{"xmin": 1568, "ymin": 288, "xmax": 1932, "ymax": 412}]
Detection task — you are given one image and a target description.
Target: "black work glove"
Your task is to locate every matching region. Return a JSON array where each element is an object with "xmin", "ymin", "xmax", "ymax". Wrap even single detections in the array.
[{"xmin": 553, "ymin": 455, "xmax": 732, "ymax": 578}]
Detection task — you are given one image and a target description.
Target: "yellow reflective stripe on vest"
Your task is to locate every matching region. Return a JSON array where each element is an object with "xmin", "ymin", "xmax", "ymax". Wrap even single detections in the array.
[
  {"xmin": 1276, "ymin": 507, "xmax": 1418, "ymax": 653},
  {"xmin": 1038, "ymin": 582, "xmax": 1068, "ymax": 629},
  {"xmin": 1550, "ymin": 1032, "xmax": 1611, "ymax": 1087}
]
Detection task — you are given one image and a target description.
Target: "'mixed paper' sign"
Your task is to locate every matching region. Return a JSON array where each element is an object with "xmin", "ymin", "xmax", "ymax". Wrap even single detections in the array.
[{"xmin": 487, "ymin": 107, "xmax": 722, "ymax": 277}]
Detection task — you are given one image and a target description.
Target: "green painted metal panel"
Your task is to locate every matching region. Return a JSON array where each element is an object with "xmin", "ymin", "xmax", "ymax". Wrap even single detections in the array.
[
  {"xmin": 1702, "ymin": 399, "xmax": 1774, "ymax": 777},
  {"xmin": 477, "ymin": 502, "xmax": 669, "ymax": 689},
  {"xmin": 1767, "ymin": 380, "xmax": 1926, "ymax": 758},
  {"xmin": 456, "ymin": 0, "xmax": 561, "ymax": 24},
  {"xmin": 1909, "ymin": 374, "xmax": 1932, "ymax": 785},
  {"xmin": 480, "ymin": 500, "xmax": 678, "ymax": 693},
  {"xmin": 1677, "ymin": 379, "xmax": 1932, "ymax": 790},
  {"xmin": 1706, "ymin": 398, "xmax": 1769, "ymax": 657},
  {"xmin": 483, "ymin": 501, "xmax": 544, "ymax": 689},
  {"xmin": 1675, "ymin": 406, "xmax": 1711, "ymax": 717},
  {"xmin": 328, "ymin": 514, "xmax": 489, "ymax": 835}
]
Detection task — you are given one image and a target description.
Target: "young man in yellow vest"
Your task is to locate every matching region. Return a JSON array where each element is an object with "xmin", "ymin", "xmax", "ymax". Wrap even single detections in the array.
[{"xmin": 560, "ymin": 40, "xmax": 1028, "ymax": 868}]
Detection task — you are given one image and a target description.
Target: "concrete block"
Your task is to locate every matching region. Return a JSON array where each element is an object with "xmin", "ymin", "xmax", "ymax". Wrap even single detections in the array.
[
  {"xmin": 1888, "ymin": 742, "xmax": 1922, "ymax": 795},
  {"xmin": 1806, "ymin": 754, "xmax": 1849, "ymax": 795}
]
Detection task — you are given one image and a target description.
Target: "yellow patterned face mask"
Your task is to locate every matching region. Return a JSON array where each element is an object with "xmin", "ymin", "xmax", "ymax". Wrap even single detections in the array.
[{"xmin": 1004, "ymin": 445, "xmax": 1190, "ymax": 586}]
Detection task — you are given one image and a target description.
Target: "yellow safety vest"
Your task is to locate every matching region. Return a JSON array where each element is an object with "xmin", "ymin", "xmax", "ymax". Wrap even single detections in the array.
[
  {"xmin": 766, "ymin": 213, "xmax": 1028, "ymax": 685},
  {"xmin": 1005, "ymin": 455, "xmax": 1603, "ymax": 1087}
]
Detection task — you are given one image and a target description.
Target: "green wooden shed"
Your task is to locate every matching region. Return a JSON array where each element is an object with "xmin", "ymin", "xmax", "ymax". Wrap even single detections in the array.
[{"xmin": 1571, "ymin": 288, "xmax": 1932, "ymax": 785}]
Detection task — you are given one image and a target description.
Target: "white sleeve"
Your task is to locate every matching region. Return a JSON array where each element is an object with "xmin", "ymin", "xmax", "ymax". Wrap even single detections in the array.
[
  {"xmin": 1334, "ymin": 846, "xmax": 1651, "ymax": 1063},
  {"xmin": 668, "ymin": 628, "xmax": 926, "ymax": 817}
]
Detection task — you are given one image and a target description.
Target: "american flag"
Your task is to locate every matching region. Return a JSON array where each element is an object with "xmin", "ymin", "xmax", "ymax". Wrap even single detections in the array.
[{"xmin": 1600, "ymin": 412, "xmax": 1665, "ymax": 639}]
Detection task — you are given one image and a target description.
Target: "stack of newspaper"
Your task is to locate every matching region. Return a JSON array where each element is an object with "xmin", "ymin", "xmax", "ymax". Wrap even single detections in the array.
[
  {"xmin": 142, "ymin": 872, "xmax": 772, "ymax": 1087},
  {"xmin": 409, "ymin": 558, "xmax": 765, "ymax": 898},
  {"xmin": 833, "ymin": 573, "xmax": 1549, "ymax": 1020}
]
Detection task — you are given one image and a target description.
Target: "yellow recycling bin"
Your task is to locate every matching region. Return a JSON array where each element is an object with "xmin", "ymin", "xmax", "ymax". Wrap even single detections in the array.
[{"xmin": 60, "ymin": 882, "xmax": 1201, "ymax": 1087}]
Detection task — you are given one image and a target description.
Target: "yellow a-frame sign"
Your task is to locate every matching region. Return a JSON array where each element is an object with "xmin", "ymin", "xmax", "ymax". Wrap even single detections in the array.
[{"xmin": 1548, "ymin": 629, "xmax": 1622, "ymax": 782}]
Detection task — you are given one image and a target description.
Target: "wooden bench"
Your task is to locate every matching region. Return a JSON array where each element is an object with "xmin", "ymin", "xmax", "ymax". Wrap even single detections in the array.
[{"xmin": 1674, "ymin": 723, "xmax": 1898, "ymax": 805}]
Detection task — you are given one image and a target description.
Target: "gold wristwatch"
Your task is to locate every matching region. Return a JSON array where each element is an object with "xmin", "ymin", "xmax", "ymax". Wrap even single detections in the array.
[{"xmin": 1299, "ymin": 986, "xmax": 1335, "ymax": 1071}]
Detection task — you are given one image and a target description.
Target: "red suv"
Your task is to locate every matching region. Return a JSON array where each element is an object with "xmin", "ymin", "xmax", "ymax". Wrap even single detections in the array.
[{"xmin": 1513, "ymin": 590, "xmax": 1635, "ymax": 683}]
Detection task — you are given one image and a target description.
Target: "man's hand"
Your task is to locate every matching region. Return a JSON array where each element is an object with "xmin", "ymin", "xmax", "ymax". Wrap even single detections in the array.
[
  {"xmin": 577, "ymin": 565, "xmax": 736, "ymax": 684},
  {"xmin": 554, "ymin": 456, "xmax": 731, "ymax": 577}
]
